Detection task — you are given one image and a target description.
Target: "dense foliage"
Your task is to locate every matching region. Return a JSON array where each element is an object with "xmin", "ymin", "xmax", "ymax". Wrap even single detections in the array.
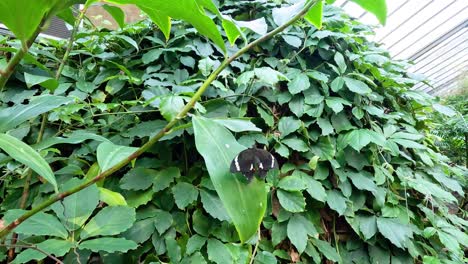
[
  {"xmin": 432, "ymin": 94, "xmax": 467, "ymax": 167},
  {"xmin": 0, "ymin": 1, "xmax": 466, "ymax": 263}
]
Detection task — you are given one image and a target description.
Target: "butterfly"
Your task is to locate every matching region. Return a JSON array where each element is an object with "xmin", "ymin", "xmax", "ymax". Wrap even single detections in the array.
[{"xmin": 230, "ymin": 147, "xmax": 278, "ymax": 182}]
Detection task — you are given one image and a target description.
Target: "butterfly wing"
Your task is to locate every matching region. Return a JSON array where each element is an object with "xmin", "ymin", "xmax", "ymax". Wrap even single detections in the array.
[
  {"xmin": 230, "ymin": 149, "xmax": 255, "ymax": 174},
  {"xmin": 230, "ymin": 148, "xmax": 278, "ymax": 181},
  {"xmin": 253, "ymin": 148, "xmax": 278, "ymax": 178}
]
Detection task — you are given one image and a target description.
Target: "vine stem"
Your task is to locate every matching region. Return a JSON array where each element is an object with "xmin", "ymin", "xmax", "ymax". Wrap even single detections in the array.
[{"xmin": 0, "ymin": 0, "xmax": 318, "ymax": 239}]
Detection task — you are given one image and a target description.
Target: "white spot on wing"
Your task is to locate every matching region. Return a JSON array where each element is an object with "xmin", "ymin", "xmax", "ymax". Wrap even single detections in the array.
[
  {"xmin": 250, "ymin": 163, "xmax": 254, "ymax": 171},
  {"xmin": 270, "ymin": 154, "xmax": 275, "ymax": 168},
  {"xmin": 259, "ymin": 162, "xmax": 263, "ymax": 169},
  {"xmin": 235, "ymin": 156, "xmax": 240, "ymax": 171}
]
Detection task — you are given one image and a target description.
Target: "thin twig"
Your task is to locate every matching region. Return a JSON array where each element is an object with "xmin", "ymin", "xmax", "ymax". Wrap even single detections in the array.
[
  {"xmin": 0, "ymin": 0, "xmax": 318, "ymax": 239},
  {"xmin": 249, "ymin": 229, "xmax": 261, "ymax": 264}
]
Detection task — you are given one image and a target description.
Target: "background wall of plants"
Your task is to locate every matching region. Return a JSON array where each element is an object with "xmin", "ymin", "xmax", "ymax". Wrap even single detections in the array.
[{"xmin": 0, "ymin": 0, "xmax": 466, "ymax": 263}]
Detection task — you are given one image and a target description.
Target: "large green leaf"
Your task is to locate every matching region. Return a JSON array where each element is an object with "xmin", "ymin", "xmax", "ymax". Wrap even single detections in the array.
[
  {"xmin": 79, "ymin": 237, "xmax": 138, "ymax": 253},
  {"xmin": 107, "ymin": 0, "xmax": 225, "ymax": 52},
  {"xmin": 13, "ymin": 239, "xmax": 74, "ymax": 264},
  {"xmin": 0, "ymin": 0, "xmax": 57, "ymax": 41},
  {"xmin": 0, "ymin": 133, "xmax": 57, "ymax": 192},
  {"xmin": 350, "ymin": 0, "xmax": 387, "ymax": 25},
  {"xmin": 287, "ymin": 214, "xmax": 318, "ymax": 253},
  {"xmin": 193, "ymin": 116, "xmax": 268, "ymax": 242},
  {"xmin": 304, "ymin": 0, "xmax": 323, "ymax": 29},
  {"xmin": 97, "ymin": 142, "xmax": 138, "ymax": 172},
  {"xmin": 0, "ymin": 95, "xmax": 73, "ymax": 132},
  {"xmin": 80, "ymin": 206, "xmax": 136, "ymax": 239},
  {"xmin": 51, "ymin": 178, "xmax": 100, "ymax": 230},
  {"xmin": 376, "ymin": 217, "xmax": 413, "ymax": 249},
  {"xmin": 207, "ymin": 238, "xmax": 232, "ymax": 264},
  {"xmin": 4, "ymin": 209, "xmax": 67, "ymax": 239}
]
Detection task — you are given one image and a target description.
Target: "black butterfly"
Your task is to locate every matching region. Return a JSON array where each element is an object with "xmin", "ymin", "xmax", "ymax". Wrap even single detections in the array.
[{"xmin": 230, "ymin": 148, "xmax": 278, "ymax": 182}]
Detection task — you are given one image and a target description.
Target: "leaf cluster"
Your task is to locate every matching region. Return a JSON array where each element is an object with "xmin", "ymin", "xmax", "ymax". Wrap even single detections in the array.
[{"xmin": 0, "ymin": 1, "xmax": 466, "ymax": 264}]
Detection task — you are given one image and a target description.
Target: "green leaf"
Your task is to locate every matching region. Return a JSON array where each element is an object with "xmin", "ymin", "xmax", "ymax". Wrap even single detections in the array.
[
  {"xmin": 325, "ymin": 97, "xmax": 351, "ymax": 113},
  {"xmin": 207, "ymin": 238, "xmax": 232, "ymax": 264},
  {"xmin": 79, "ymin": 237, "xmax": 138, "ymax": 253},
  {"xmin": 278, "ymin": 116, "xmax": 301, "ymax": 138},
  {"xmin": 326, "ymin": 190, "xmax": 347, "ymax": 216},
  {"xmin": 272, "ymin": 222, "xmax": 287, "ymax": 246},
  {"xmin": 391, "ymin": 138, "xmax": 426, "ymax": 149},
  {"xmin": 368, "ymin": 245, "xmax": 390, "ymax": 264},
  {"xmin": 350, "ymin": 0, "xmax": 387, "ymax": 25},
  {"xmin": 0, "ymin": 95, "xmax": 73, "ymax": 132},
  {"xmin": 98, "ymin": 187, "xmax": 127, "ymax": 206},
  {"xmin": 330, "ymin": 76, "xmax": 345, "ymax": 92},
  {"xmin": 154, "ymin": 209, "xmax": 173, "ymax": 234},
  {"xmin": 200, "ymin": 189, "xmax": 231, "ymax": 222},
  {"xmin": 317, "ymin": 117, "xmax": 334, "ymax": 136},
  {"xmin": 187, "ymin": 234, "xmax": 207, "ymax": 255},
  {"xmin": 125, "ymin": 188, "xmax": 155, "ymax": 208},
  {"xmin": 282, "ymin": 137, "xmax": 309, "ymax": 152},
  {"xmin": 376, "ymin": 217, "xmax": 413, "ymax": 249},
  {"xmin": 254, "ymin": 67, "xmax": 288, "ymax": 85},
  {"xmin": 311, "ymin": 136, "xmax": 335, "ymax": 160},
  {"xmin": 257, "ymin": 105, "xmax": 274, "ymax": 127},
  {"xmin": 0, "ymin": 133, "xmax": 57, "ymax": 192},
  {"xmin": 193, "ymin": 116, "xmax": 268, "ymax": 242},
  {"xmin": 34, "ymin": 130, "xmax": 110, "ymax": 150},
  {"xmin": 287, "ymin": 214, "xmax": 318, "ymax": 253},
  {"xmin": 97, "ymin": 142, "xmax": 138, "ymax": 172},
  {"xmin": 433, "ymin": 103, "xmax": 456, "ymax": 117},
  {"xmin": 340, "ymin": 129, "xmax": 374, "ymax": 151},
  {"xmin": 254, "ymin": 251, "xmax": 277, "ymax": 264},
  {"xmin": 13, "ymin": 239, "xmax": 73, "ymax": 264},
  {"xmin": 304, "ymin": 0, "xmax": 323, "ymax": 28},
  {"xmin": 277, "ymin": 175, "xmax": 307, "ymax": 191},
  {"xmin": 4, "ymin": 209, "xmax": 67, "ymax": 239},
  {"xmin": 81, "ymin": 206, "xmax": 136, "ymax": 239},
  {"xmin": 334, "ymin": 52, "xmax": 347, "ymax": 74},
  {"xmin": 347, "ymin": 171, "xmax": 378, "ymax": 193},
  {"xmin": 122, "ymin": 218, "xmax": 155, "ymax": 244},
  {"xmin": 300, "ymin": 175, "xmax": 327, "ymax": 202},
  {"xmin": 343, "ymin": 77, "xmax": 372, "ymax": 94},
  {"xmin": 51, "ymin": 178, "xmax": 100, "ymax": 230},
  {"xmin": 277, "ymin": 189, "xmax": 305, "ymax": 212},
  {"xmin": 172, "ymin": 182, "xmax": 199, "ymax": 209},
  {"xmin": 357, "ymin": 215, "xmax": 377, "ymax": 240},
  {"xmin": 142, "ymin": 49, "xmax": 163, "ymax": 64},
  {"xmin": 153, "ymin": 167, "xmax": 179, "ymax": 192},
  {"xmin": 0, "ymin": 0, "xmax": 61, "ymax": 41},
  {"xmin": 288, "ymin": 73, "xmax": 310, "ymax": 94},
  {"xmin": 120, "ymin": 167, "xmax": 158, "ymax": 191},
  {"xmin": 312, "ymin": 239, "xmax": 340, "ymax": 262},
  {"xmin": 213, "ymin": 118, "xmax": 261, "ymax": 132},
  {"xmin": 107, "ymin": 0, "xmax": 225, "ymax": 52},
  {"xmin": 24, "ymin": 72, "xmax": 58, "ymax": 90},
  {"xmin": 102, "ymin": 4, "xmax": 125, "ymax": 28},
  {"xmin": 160, "ymin": 95, "xmax": 185, "ymax": 121},
  {"xmin": 166, "ymin": 237, "xmax": 182, "ymax": 263},
  {"xmin": 272, "ymin": 0, "xmax": 305, "ymax": 26}
]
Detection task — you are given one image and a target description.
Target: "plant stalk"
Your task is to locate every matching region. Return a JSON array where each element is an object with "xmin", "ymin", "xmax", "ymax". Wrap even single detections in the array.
[{"xmin": 0, "ymin": 0, "xmax": 318, "ymax": 239}]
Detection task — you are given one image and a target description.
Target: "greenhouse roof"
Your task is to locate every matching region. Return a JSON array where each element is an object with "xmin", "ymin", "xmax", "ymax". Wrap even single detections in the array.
[{"xmin": 335, "ymin": 0, "xmax": 468, "ymax": 95}]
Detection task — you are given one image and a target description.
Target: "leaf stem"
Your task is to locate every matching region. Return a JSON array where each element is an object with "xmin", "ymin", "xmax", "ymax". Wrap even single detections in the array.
[
  {"xmin": 0, "ymin": 0, "xmax": 318, "ymax": 239},
  {"xmin": 249, "ymin": 229, "xmax": 261, "ymax": 264}
]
